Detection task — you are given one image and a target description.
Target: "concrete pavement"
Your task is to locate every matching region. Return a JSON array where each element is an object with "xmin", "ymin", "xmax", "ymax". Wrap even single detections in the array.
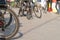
[{"xmin": 11, "ymin": 8, "xmax": 60, "ymax": 40}]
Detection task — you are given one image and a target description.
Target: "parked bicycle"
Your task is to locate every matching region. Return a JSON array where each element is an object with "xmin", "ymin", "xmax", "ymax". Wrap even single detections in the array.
[{"xmin": 0, "ymin": 0, "xmax": 19, "ymax": 40}]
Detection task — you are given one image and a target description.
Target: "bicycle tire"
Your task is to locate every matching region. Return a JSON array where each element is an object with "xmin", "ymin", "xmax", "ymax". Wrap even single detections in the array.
[
  {"xmin": 34, "ymin": 7, "xmax": 42, "ymax": 18},
  {"xmin": 4, "ymin": 8, "xmax": 19, "ymax": 39}
]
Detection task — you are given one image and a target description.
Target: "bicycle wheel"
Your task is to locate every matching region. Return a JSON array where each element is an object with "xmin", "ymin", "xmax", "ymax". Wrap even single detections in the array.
[
  {"xmin": 0, "ymin": 8, "xmax": 19, "ymax": 39},
  {"xmin": 34, "ymin": 6, "xmax": 42, "ymax": 18}
]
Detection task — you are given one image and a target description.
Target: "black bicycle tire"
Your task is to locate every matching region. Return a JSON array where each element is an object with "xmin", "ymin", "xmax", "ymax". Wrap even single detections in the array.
[
  {"xmin": 4, "ymin": 8, "xmax": 19, "ymax": 39},
  {"xmin": 34, "ymin": 7, "xmax": 42, "ymax": 18}
]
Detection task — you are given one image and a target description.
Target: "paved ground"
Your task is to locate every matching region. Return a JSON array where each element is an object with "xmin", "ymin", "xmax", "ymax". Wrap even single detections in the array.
[
  {"xmin": 11, "ymin": 8, "xmax": 60, "ymax": 40},
  {"xmin": 0, "ymin": 8, "xmax": 60, "ymax": 40}
]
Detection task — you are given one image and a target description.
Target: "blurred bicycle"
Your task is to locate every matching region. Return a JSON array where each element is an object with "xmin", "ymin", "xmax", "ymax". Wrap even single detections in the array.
[
  {"xmin": 0, "ymin": 0, "xmax": 19, "ymax": 40},
  {"xmin": 18, "ymin": 0, "xmax": 42, "ymax": 20}
]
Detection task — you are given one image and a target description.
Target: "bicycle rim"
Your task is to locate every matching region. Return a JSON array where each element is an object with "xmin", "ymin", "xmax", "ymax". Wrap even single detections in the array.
[
  {"xmin": 34, "ymin": 7, "xmax": 42, "ymax": 18},
  {"xmin": 3, "ymin": 8, "xmax": 19, "ymax": 39}
]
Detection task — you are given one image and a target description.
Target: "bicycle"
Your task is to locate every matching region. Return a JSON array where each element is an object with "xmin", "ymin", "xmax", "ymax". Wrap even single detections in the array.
[
  {"xmin": 33, "ymin": 2, "xmax": 42, "ymax": 18},
  {"xmin": 18, "ymin": 0, "xmax": 42, "ymax": 20},
  {"xmin": 0, "ymin": 0, "xmax": 19, "ymax": 40},
  {"xmin": 18, "ymin": 0, "xmax": 32, "ymax": 20}
]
